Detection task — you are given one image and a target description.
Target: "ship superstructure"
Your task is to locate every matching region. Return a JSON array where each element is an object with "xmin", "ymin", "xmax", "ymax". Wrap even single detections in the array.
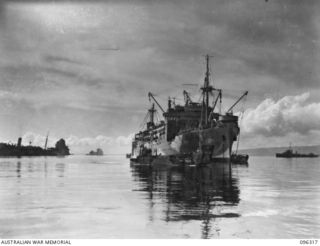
[{"xmin": 131, "ymin": 56, "xmax": 248, "ymax": 163}]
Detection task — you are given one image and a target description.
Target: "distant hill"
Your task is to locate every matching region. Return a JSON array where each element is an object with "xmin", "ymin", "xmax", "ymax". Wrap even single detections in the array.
[{"xmin": 237, "ymin": 145, "xmax": 320, "ymax": 156}]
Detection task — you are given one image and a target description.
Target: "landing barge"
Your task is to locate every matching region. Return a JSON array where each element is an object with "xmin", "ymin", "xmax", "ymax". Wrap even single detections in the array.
[{"xmin": 130, "ymin": 55, "xmax": 248, "ymax": 165}]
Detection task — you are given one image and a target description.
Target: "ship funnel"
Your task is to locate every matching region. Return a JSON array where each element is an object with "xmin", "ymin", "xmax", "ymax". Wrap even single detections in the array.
[{"xmin": 17, "ymin": 137, "xmax": 22, "ymax": 147}]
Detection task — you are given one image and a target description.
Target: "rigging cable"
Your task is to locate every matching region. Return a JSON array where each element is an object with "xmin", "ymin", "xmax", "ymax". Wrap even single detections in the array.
[
  {"xmin": 139, "ymin": 111, "xmax": 150, "ymax": 130},
  {"xmin": 235, "ymin": 93, "xmax": 247, "ymax": 154}
]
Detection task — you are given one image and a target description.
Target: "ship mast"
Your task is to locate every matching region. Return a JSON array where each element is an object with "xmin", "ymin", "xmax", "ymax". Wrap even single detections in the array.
[
  {"xmin": 201, "ymin": 55, "xmax": 214, "ymax": 126},
  {"xmin": 149, "ymin": 103, "xmax": 155, "ymax": 125},
  {"xmin": 44, "ymin": 131, "xmax": 49, "ymax": 150}
]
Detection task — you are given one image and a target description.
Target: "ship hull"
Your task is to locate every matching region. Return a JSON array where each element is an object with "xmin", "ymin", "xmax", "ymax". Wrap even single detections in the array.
[
  {"xmin": 133, "ymin": 122, "xmax": 239, "ymax": 159},
  {"xmin": 158, "ymin": 126, "xmax": 236, "ymax": 157},
  {"xmin": 276, "ymin": 154, "xmax": 318, "ymax": 158}
]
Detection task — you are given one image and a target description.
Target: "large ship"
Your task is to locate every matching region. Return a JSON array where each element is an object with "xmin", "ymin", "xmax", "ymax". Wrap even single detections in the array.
[{"xmin": 131, "ymin": 55, "xmax": 248, "ymax": 164}]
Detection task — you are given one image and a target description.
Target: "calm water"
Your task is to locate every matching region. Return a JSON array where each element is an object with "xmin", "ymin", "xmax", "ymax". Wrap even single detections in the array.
[{"xmin": 0, "ymin": 155, "xmax": 319, "ymax": 239}]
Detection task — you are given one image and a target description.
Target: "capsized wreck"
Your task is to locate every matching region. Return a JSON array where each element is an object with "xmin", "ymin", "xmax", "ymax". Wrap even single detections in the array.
[{"xmin": 0, "ymin": 136, "xmax": 70, "ymax": 157}]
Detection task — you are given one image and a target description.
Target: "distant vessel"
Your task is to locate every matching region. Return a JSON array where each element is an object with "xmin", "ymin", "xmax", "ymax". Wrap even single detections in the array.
[
  {"xmin": 130, "ymin": 55, "xmax": 248, "ymax": 164},
  {"xmin": 87, "ymin": 148, "xmax": 104, "ymax": 156},
  {"xmin": 0, "ymin": 137, "xmax": 70, "ymax": 157},
  {"xmin": 276, "ymin": 145, "xmax": 318, "ymax": 158}
]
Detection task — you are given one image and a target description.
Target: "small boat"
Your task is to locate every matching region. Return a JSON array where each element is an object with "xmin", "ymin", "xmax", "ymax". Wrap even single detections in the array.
[
  {"xmin": 87, "ymin": 148, "xmax": 104, "ymax": 156},
  {"xmin": 230, "ymin": 153, "xmax": 249, "ymax": 164}
]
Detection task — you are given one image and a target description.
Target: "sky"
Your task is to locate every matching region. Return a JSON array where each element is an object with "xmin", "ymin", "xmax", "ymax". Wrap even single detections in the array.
[{"xmin": 0, "ymin": 0, "xmax": 319, "ymax": 153}]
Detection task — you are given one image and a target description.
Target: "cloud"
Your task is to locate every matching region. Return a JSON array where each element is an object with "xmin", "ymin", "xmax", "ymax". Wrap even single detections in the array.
[
  {"xmin": 241, "ymin": 92, "xmax": 320, "ymax": 137},
  {"xmin": 44, "ymin": 54, "xmax": 83, "ymax": 65},
  {"xmin": 115, "ymin": 133, "xmax": 134, "ymax": 146},
  {"xmin": 0, "ymin": 89, "xmax": 19, "ymax": 100},
  {"xmin": 22, "ymin": 131, "xmax": 58, "ymax": 147},
  {"xmin": 44, "ymin": 67, "xmax": 79, "ymax": 79},
  {"xmin": 66, "ymin": 135, "xmax": 113, "ymax": 147}
]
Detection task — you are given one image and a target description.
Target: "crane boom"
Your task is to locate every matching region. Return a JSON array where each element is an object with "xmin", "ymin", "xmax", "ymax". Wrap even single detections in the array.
[
  {"xmin": 212, "ymin": 89, "xmax": 222, "ymax": 112},
  {"xmin": 148, "ymin": 92, "xmax": 165, "ymax": 113},
  {"xmin": 227, "ymin": 91, "xmax": 248, "ymax": 113}
]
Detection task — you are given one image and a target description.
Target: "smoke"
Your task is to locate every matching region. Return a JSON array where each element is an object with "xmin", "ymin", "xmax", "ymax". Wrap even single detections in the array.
[{"xmin": 241, "ymin": 92, "xmax": 320, "ymax": 137}]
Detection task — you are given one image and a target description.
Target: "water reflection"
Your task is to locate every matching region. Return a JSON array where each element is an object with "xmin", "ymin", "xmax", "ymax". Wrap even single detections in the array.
[
  {"xmin": 14, "ymin": 159, "xmax": 59, "ymax": 179},
  {"xmin": 16, "ymin": 161, "xmax": 21, "ymax": 178},
  {"xmin": 131, "ymin": 162, "xmax": 240, "ymax": 238},
  {"xmin": 55, "ymin": 163, "xmax": 65, "ymax": 178}
]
